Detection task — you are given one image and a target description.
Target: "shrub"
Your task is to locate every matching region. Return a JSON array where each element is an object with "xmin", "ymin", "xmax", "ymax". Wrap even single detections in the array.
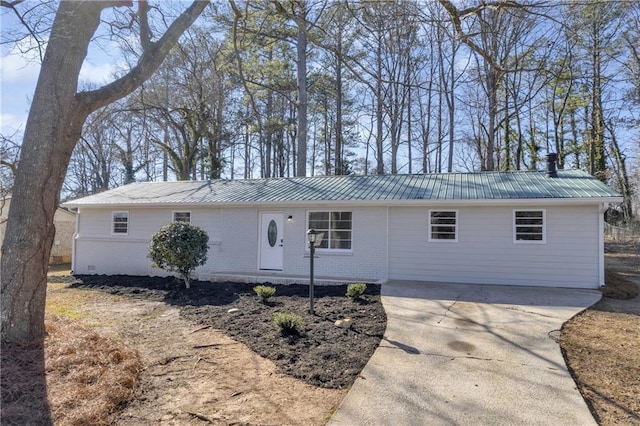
[
  {"xmin": 148, "ymin": 222, "xmax": 209, "ymax": 288},
  {"xmin": 254, "ymin": 285, "xmax": 276, "ymax": 302},
  {"xmin": 273, "ymin": 312, "xmax": 303, "ymax": 335},
  {"xmin": 346, "ymin": 282, "xmax": 367, "ymax": 299}
]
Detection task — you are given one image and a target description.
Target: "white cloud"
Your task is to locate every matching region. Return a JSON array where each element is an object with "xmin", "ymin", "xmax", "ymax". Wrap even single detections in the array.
[
  {"xmin": 1, "ymin": 46, "xmax": 38, "ymax": 136},
  {"xmin": 0, "ymin": 112, "xmax": 27, "ymax": 137},
  {"xmin": 0, "ymin": 39, "xmax": 127, "ymax": 135},
  {"xmin": 79, "ymin": 61, "xmax": 118, "ymax": 87},
  {"xmin": 0, "ymin": 52, "xmax": 41, "ymax": 84}
]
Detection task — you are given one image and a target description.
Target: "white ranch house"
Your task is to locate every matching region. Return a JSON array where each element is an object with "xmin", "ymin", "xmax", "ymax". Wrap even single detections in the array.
[{"xmin": 63, "ymin": 167, "xmax": 622, "ymax": 289}]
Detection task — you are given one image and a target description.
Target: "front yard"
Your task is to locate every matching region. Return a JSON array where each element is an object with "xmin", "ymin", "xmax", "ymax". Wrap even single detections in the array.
[
  {"xmin": 2, "ymin": 274, "xmax": 385, "ymax": 425},
  {"xmin": 2, "ymin": 240, "xmax": 638, "ymax": 425}
]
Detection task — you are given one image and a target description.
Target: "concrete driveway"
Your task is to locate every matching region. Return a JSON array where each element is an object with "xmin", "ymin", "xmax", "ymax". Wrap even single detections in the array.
[{"xmin": 329, "ymin": 281, "xmax": 601, "ymax": 426}]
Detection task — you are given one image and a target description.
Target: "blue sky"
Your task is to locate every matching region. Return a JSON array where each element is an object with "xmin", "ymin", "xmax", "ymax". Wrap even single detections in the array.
[
  {"xmin": 1, "ymin": 42, "xmax": 40, "ymax": 137},
  {"xmin": 1, "ymin": 43, "xmax": 121, "ymax": 138}
]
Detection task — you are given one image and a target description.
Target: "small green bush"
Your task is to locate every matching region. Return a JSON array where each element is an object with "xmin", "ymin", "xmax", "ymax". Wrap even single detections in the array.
[
  {"xmin": 273, "ymin": 312, "xmax": 303, "ymax": 335},
  {"xmin": 346, "ymin": 282, "xmax": 367, "ymax": 299},
  {"xmin": 254, "ymin": 285, "xmax": 276, "ymax": 302},
  {"xmin": 147, "ymin": 222, "xmax": 209, "ymax": 288}
]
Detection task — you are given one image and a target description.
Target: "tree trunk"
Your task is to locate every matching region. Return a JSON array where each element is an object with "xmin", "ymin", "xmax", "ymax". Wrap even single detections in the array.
[
  {"xmin": 606, "ymin": 121, "xmax": 633, "ymax": 220},
  {"xmin": 570, "ymin": 108, "xmax": 581, "ymax": 168},
  {"xmin": 335, "ymin": 44, "xmax": 344, "ymax": 175},
  {"xmin": 1, "ymin": 2, "xmax": 101, "ymax": 343},
  {"xmin": 1, "ymin": 0, "xmax": 207, "ymax": 343},
  {"xmin": 486, "ymin": 69, "xmax": 498, "ymax": 171},
  {"xmin": 375, "ymin": 34, "xmax": 384, "ymax": 174},
  {"xmin": 296, "ymin": 11, "xmax": 308, "ymax": 177},
  {"xmin": 504, "ymin": 86, "xmax": 511, "ymax": 171},
  {"xmin": 265, "ymin": 91, "xmax": 273, "ymax": 178},
  {"xmin": 446, "ymin": 49, "xmax": 456, "ymax": 173},
  {"xmin": 591, "ymin": 31, "xmax": 607, "ymax": 182}
]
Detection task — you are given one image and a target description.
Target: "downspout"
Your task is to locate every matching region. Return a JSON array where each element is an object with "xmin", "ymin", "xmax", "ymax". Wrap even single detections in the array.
[
  {"xmin": 598, "ymin": 202, "xmax": 609, "ymax": 287},
  {"xmin": 385, "ymin": 206, "xmax": 390, "ymax": 284},
  {"xmin": 71, "ymin": 208, "xmax": 79, "ymax": 274}
]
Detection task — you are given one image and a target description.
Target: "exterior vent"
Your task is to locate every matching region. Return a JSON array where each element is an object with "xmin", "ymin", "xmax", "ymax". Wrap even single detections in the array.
[{"xmin": 546, "ymin": 153, "xmax": 558, "ymax": 178}]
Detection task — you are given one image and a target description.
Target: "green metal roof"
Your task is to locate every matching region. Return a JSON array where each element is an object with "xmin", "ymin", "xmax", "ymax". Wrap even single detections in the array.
[{"xmin": 63, "ymin": 170, "xmax": 622, "ymax": 207}]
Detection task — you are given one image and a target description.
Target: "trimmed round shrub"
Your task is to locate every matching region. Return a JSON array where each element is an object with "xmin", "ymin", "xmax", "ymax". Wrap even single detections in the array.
[{"xmin": 148, "ymin": 222, "xmax": 209, "ymax": 288}]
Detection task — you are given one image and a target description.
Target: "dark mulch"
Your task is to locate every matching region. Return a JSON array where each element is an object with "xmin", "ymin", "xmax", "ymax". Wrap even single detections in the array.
[{"xmin": 71, "ymin": 275, "xmax": 386, "ymax": 389}]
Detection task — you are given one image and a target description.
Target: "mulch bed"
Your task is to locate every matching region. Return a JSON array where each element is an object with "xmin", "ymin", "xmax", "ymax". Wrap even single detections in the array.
[{"xmin": 71, "ymin": 275, "xmax": 386, "ymax": 389}]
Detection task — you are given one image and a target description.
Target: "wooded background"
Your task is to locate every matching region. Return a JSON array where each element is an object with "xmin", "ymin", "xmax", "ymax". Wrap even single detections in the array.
[{"xmin": 2, "ymin": 0, "xmax": 638, "ymax": 219}]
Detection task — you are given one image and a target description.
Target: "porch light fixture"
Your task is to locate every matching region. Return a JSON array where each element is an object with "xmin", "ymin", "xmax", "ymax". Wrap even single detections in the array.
[
  {"xmin": 307, "ymin": 229, "xmax": 318, "ymax": 314},
  {"xmin": 307, "ymin": 228, "xmax": 318, "ymax": 244},
  {"xmin": 287, "ymin": 215, "xmax": 293, "ymax": 222}
]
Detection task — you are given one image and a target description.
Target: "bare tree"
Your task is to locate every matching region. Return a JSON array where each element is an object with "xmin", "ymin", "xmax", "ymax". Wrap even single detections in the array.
[{"xmin": 1, "ymin": 0, "xmax": 208, "ymax": 343}]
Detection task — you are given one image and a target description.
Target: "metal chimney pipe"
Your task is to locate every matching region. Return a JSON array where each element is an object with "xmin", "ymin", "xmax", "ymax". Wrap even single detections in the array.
[{"xmin": 546, "ymin": 153, "xmax": 558, "ymax": 178}]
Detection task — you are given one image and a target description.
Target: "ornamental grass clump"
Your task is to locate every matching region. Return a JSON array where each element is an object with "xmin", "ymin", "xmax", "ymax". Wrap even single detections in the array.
[
  {"xmin": 253, "ymin": 285, "xmax": 276, "ymax": 303},
  {"xmin": 273, "ymin": 312, "xmax": 303, "ymax": 336},
  {"xmin": 346, "ymin": 282, "xmax": 367, "ymax": 300}
]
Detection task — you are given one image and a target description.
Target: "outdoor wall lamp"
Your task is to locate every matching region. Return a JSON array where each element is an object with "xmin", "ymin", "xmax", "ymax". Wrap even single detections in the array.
[
  {"xmin": 287, "ymin": 215, "xmax": 293, "ymax": 222},
  {"xmin": 307, "ymin": 229, "xmax": 318, "ymax": 314}
]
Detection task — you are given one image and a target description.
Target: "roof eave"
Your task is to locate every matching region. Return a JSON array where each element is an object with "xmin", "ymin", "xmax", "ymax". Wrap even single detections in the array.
[{"xmin": 64, "ymin": 196, "xmax": 624, "ymax": 209}]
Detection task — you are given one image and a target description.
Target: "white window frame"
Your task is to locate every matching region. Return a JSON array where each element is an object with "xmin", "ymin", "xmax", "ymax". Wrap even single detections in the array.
[
  {"xmin": 173, "ymin": 211, "xmax": 191, "ymax": 223},
  {"xmin": 428, "ymin": 210, "xmax": 458, "ymax": 242},
  {"xmin": 306, "ymin": 210, "xmax": 353, "ymax": 252},
  {"xmin": 513, "ymin": 209, "xmax": 546, "ymax": 244},
  {"xmin": 112, "ymin": 211, "xmax": 129, "ymax": 235}
]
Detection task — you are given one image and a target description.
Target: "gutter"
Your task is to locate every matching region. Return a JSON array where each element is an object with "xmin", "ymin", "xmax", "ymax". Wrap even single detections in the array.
[
  {"xmin": 62, "ymin": 196, "xmax": 624, "ymax": 210},
  {"xmin": 599, "ymin": 202, "xmax": 609, "ymax": 287},
  {"xmin": 71, "ymin": 208, "xmax": 79, "ymax": 274}
]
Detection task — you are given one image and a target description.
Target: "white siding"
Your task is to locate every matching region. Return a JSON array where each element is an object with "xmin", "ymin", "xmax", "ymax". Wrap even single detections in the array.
[
  {"xmin": 74, "ymin": 207, "xmax": 222, "ymax": 276},
  {"xmin": 74, "ymin": 205, "xmax": 389, "ymax": 282},
  {"xmin": 388, "ymin": 205, "xmax": 600, "ymax": 288},
  {"xmin": 207, "ymin": 208, "xmax": 259, "ymax": 273},
  {"xmin": 277, "ymin": 206, "xmax": 388, "ymax": 280},
  {"xmin": 202, "ymin": 206, "xmax": 388, "ymax": 281},
  {"xmin": 74, "ymin": 203, "xmax": 602, "ymax": 288}
]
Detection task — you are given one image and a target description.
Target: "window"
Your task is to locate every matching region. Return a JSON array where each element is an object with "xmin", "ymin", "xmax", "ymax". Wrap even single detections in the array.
[
  {"xmin": 514, "ymin": 210, "xmax": 545, "ymax": 243},
  {"xmin": 112, "ymin": 211, "xmax": 128, "ymax": 235},
  {"xmin": 173, "ymin": 211, "xmax": 191, "ymax": 223},
  {"xmin": 429, "ymin": 210, "xmax": 458, "ymax": 242},
  {"xmin": 308, "ymin": 211, "xmax": 352, "ymax": 250}
]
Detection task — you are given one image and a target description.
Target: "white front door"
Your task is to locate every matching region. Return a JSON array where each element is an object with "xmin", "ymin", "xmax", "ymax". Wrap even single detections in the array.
[{"xmin": 259, "ymin": 212, "xmax": 284, "ymax": 270}]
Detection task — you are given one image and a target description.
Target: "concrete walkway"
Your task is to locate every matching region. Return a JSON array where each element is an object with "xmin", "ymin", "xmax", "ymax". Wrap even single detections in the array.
[{"xmin": 329, "ymin": 281, "xmax": 601, "ymax": 426}]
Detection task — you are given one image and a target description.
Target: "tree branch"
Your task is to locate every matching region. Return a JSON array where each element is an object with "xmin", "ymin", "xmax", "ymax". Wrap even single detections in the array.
[
  {"xmin": 76, "ymin": 0, "xmax": 209, "ymax": 114},
  {"xmin": 439, "ymin": 0, "xmax": 502, "ymax": 72},
  {"xmin": 138, "ymin": 0, "xmax": 151, "ymax": 49}
]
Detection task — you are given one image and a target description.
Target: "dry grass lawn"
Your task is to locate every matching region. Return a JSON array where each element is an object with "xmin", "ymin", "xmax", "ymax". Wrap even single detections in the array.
[
  {"xmin": 45, "ymin": 315, "xmax": 144, "ymax": 425},
  {"xmin": 560, "ymin": 241, "xmax": 640, "ymax": 425},
  {"xmin": 1, "ymin": 310, "xmax": 143, "ymax": 426}
]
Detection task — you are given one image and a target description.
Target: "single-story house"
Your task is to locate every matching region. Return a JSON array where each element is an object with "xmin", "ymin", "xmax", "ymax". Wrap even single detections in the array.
[
  {"xmin": 63, "ymin": 162, "xmax": 622, "ymax": 289},
  {"xmin": 1, "ymin": 194, "xmax": 76, "ymax": 265}
]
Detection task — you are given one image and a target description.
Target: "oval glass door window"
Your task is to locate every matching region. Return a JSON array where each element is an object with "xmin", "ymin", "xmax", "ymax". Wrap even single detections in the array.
[{"xmin": 267, "ymin": 220, "xmax": 278, "ymax": 247}]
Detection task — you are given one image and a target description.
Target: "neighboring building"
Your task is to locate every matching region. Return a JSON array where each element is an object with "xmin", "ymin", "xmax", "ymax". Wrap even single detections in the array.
[
  {"xmin": 63, "ymin": 162, "xmax": 622, "ymax": 289},
  {"xmin": 1, "ymin": 194, "xmax": 76, "ymax": 265}
]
